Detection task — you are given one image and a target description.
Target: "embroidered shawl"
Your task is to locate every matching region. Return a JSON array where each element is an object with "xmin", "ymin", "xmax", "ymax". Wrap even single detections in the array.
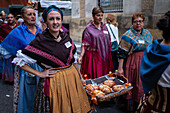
[{"xmin": 22, "ymin": 29, "xmax": 76, "ymax": 68}]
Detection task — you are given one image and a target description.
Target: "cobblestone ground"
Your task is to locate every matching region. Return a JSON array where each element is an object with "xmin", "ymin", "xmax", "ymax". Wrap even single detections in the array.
[
  {"xmin": 0, "ymin": 79, "xmax": 128, "ymax": 113},
  {"xmin": 0, "ymin": 79, "xmax": 13, "ymax": 113}
]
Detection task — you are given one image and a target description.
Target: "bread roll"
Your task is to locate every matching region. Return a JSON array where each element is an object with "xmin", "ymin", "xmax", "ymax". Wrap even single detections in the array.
[
  {"xmin": 85, "ymin": 84, "xmax": 94, "ymax": 91},
  {"xmin": 85, "ymin": 84, "xmax": 98, "ymax": 91},
  {"xmin": 93, "ymin": 90, "xmax": 105, "ymax": 97},
  {"xmin": 103, "ymin": 80, "xmax": 116, "ymax": 87},
  {"xmin": 98, "ymin": 84, "xmax": 111, "ymax": 93},
  {"xmin": 112, "ymin": 85, "xmax": 124, "ymax": 92},
  {"xmin": 92, "ymin": 84, "xmax": 98, "ymax": 90}
]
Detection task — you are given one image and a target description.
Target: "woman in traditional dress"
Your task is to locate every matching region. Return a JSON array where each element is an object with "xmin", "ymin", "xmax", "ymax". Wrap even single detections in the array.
[
  {"xmin": 137, "ymin": 10, "xmax": 170, "ymax": 113},
  {"xmin": 106, "ymin": 13, "xmax": 119, "ymax": 70},
  {"xmin": 0, "ymin": 6, "xmax": 42, "ymax": 113},
  {"xmin": 78, "ymin": 7, "xmax": 114, "ymax": 79},
  {"xmin": 117, "ymin": 13, "xmax": 153, "ymax": 111},
  {"xmin": 0, "ymin": 13, "xmax": 19, "ymax": 82},
  {"xmin": 12, "ymin": 5, "xmax": 91, "ymax": 113}
]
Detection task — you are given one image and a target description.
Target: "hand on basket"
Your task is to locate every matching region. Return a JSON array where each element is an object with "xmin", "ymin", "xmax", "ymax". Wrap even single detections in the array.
[
  {"xmin": 81, "ymin": 78, "xmax": 86, "ymax": 85},
  {"xmin": 117, "ymin": 67, "xmax": 124, "ymax": 76},
  {"xmin": 78, "ymin": 56, "xmax": 83, "ymax": 64}
]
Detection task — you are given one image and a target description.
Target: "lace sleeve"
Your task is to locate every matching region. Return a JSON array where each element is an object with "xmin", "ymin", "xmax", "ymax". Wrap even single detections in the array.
[{"xmin": 12, "ymin": 50, "xmax": 37, "ymax": 67}]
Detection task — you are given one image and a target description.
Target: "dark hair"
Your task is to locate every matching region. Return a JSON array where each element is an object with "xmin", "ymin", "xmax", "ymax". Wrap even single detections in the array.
[
  {"xmin": 7, "ymin": 13, "xmax": 14, "ymax": 17},
  {"xmin": 21, "ymin": 6, "xmax": 34, "ymax": 17},
  {"xmin": 132, "ymin": 13, "xmax": 145, "ymax": 23},
  {"xmin": 157, "ymin": 11, "xmax": 170, "ymax": 41},
  {"xmin": 92, "ymin": 7, "xmax": 104, "ymax": 17}
]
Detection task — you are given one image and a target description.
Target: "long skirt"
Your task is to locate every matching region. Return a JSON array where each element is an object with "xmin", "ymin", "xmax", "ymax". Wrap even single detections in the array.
[
  {"xmin": 33, "ymin": 65, "xmax": 91, "ymax": 113},
  {"xmin": 1, "ymin": 57, "xmax": 14, "ymax": 82},
  {"xmin": 80, "ymin": 49, "xmax": 114, "ymax": 79},
  {"xmin": 0, "ymin": 57, "xmax": 2, "ymax": 78},
  {"xmin": 14, "ymin": 63, "xmax": 42, "ymax": 113},
  {"xmin": 125, "ymin": 51, "xmax": 144, "ymax": 102},
  {"xmin": 137, "ymin": 85, "xmax": 170, "ymax": 113}
]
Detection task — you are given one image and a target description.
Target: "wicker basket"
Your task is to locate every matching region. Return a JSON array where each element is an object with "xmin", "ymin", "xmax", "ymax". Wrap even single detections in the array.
[{"xmin": 85, "ymin": 75, "xmax": 133, "ymax": 103}]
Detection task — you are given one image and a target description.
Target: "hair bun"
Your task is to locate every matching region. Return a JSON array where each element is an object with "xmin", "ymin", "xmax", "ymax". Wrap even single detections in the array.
[
  {"xmin": 165, "ymin": 11, "xmax": 170, "ymax": 17},
  {"xmin": 157, "ymin": 11, "xmax": 170, "ymax": 31},
  {"xmin": 157, "ymin": 18, "xmax": 169, "ymax": 30}
]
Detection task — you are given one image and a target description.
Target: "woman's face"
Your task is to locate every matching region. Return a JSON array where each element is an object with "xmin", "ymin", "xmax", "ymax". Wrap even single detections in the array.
[
  {"xmin": 23, "ymin": 8, "xmax": 36, "ymax": 26},
  {"xmin": 132, "ymin": 17, "xmax": 144, "ymax": 32},
  {"xmin": 46, "ymin": 11, "xmax": 62, "ymax": 34},
  {"xmin": 93, "ymin": 12, "xmax": 103, "ymax": 24},
  {"xmin": 7, "ymin": 14, "xmax": 15, "ymax": 25}
]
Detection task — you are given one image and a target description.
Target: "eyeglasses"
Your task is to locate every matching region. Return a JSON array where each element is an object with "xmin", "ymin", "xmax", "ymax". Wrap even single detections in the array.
[
  {"xmin": 133, "ymin": 20, "xmax": 143, "ymax": 24},
  {"xmin": 7, "ymin": 17, "xmax": 14, "ymax": 19}
]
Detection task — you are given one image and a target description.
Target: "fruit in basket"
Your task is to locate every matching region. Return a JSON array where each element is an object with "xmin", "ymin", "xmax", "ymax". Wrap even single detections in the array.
[
  {"xmin": 112, "ymin": 85, "xmax": 125, "ymax": 92},
  {"xmin": 93, "ymin": 90, "xmax": 105, "ymax": 97},
  {"xmin": 85, "ymin": 84, "xmax": 98, "ymax": 91},
  {"xmin": 98, "ymin": 84, "xmax": 111, "ymax": 93},
  {"xmin": 103, "ymin": 80, "xmax": 116, "ymax": 87}
]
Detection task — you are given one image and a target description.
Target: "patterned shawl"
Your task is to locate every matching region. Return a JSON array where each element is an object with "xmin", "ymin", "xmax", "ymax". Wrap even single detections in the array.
[{"xmin": 119, "ymin": 26, "xmax": 153, "ymax": 55}]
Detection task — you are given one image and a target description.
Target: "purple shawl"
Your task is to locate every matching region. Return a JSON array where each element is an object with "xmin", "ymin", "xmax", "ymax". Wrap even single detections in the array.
[{"xmin": 82, "ymin": 21, "xmax": 111, "ymax": 61}]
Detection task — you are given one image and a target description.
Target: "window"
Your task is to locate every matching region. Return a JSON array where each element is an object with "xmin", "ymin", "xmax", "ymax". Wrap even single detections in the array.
[{"xmin": 99, "ymin": 0, "xmax": 123, "ymax": 12}]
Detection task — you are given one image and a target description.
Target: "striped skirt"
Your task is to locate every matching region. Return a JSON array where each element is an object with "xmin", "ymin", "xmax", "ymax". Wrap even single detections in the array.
[{"xmin": 137, "ymin": 85, "xmax": 170, "ymax": 113}]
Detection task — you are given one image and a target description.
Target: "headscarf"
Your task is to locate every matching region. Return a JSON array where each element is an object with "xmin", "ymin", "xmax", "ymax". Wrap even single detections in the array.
[{"xmin": 42, "ymin": 5, "xmax": 63, "ymax": 22}]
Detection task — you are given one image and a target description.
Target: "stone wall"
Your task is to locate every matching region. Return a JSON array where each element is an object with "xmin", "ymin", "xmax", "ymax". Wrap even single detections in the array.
[{"xmin": 63, "ymin": 0, "xmax": 170, "ymax": 42}]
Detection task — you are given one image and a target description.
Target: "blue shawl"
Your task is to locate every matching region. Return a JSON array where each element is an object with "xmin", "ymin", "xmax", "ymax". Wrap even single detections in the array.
[
  {"xmin": 0, "ymin": 22, "xmax": 42, "ymax": 56},
  {"xmin": 140, "ymin": 39, "xmax": 170, "ymax": 93}
]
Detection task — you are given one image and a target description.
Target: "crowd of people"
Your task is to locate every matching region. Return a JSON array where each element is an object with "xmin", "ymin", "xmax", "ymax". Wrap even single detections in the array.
[{"xmin": 0, "ymin": 1, "xmax": 169, "ymax": 113}]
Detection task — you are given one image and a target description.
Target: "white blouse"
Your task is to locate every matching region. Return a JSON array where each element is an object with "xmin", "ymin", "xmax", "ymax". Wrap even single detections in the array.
[
  {"xmin": 106, "ymin": 24, "xmax": 119, "ymax": 43},
  {"xmin": 12, "ymin": 50, "xmax": 78, "ymax": 67},
  {"xmin": 158, "ymin": 65, "xmax": 170, "ymax": 88}
]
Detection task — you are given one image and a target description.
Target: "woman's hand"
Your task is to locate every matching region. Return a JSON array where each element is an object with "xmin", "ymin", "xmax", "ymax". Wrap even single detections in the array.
[
  {"xmin": 38, "ymin": 68, "xmax": 57, "ymax": 78},
  {"xmin": 117, "ymin": 67, "xmax": 124, "ymax": 76},
  {"xmin": 78, "ymin": 56, "xmax": 83, "ymax": 64},
  {"xmin": 81, "ymin": 78, "xmax": 86, "ymax": 85}
]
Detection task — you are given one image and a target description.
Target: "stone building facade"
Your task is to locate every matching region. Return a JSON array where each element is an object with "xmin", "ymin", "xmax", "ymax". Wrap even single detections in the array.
[
  {"xmin": 27, "ymin": 0, "xmax": 170, "ymax": 42},
  {"xmin": 64, "ymin": 0, "xmax": 170, "ymax": 42}
]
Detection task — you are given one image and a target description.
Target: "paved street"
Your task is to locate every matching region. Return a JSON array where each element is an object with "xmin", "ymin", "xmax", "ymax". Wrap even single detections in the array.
[
  {"xmin": 91, "ymin": 98, "xmax": 127, "ymax": 113},
  {"xmin": 0, "ymin": 79, "xmax": 13, "ymax": 113},
  {"xmin": 0, "ymin": 78, "xmax": 128, "ymax": 113}
]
